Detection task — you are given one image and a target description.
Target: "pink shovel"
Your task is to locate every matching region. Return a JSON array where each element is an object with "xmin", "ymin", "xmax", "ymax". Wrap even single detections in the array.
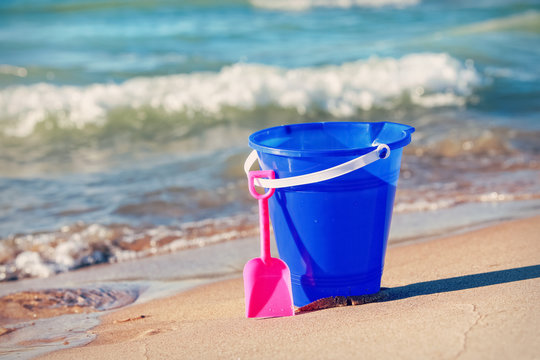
[{"xmin": 243, "ymin": 170, "xmax": 294, "ymax": 318}]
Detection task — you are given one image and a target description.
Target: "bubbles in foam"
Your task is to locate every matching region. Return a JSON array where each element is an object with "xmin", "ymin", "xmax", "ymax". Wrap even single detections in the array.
[
  {"xmin": 14, "ymin": 251, "xmax": 55, "ymax": 279},
  {"xmin": 0, "ymin": 215, "xmax": 258, "ymax": 282},
  {"xmin": 0, "ymin": 53, "xmax": 481, "ymax": 137}
]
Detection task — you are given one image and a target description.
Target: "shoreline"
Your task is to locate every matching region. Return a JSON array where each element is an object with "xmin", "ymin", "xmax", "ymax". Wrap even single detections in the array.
[
  {"xmin": 2, "ymin": 197, "xmax": 538, "ymax": 289},
  {"xmin": 35, "ymin": 215, "xmax": 540, "ymax": 359}
]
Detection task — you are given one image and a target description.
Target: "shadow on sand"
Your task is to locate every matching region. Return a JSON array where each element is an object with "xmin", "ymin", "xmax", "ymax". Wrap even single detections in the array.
[{"xmin": 297, "ymin": 264, "xmax": 540, "ymax": 313}]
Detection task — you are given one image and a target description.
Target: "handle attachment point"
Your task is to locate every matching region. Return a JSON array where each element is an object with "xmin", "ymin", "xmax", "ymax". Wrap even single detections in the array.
[{"xmin": 376, "ymin": 144, "xmax": 391, "ymax": 159}]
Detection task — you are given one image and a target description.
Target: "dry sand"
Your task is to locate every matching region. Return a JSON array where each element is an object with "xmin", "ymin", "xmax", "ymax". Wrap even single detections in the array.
[{"xmin": 40, "ymin": 216, "xmax": 540, "ymax": 359}]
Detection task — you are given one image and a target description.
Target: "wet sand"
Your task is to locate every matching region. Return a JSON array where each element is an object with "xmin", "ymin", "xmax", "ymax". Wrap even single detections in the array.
[{"xmin": 34, "ymin": 216, "xmax": 540, "ymax": 359}]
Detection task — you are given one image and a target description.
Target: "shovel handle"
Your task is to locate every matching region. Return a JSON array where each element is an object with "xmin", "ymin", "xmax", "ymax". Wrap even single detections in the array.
[
  {"xmin": 248, "ymin": 170, "xmax": 275, "ymax": 200},
  {"xmin": 249, "ymin": 171, "xmax": 275, "ymax": 263}
]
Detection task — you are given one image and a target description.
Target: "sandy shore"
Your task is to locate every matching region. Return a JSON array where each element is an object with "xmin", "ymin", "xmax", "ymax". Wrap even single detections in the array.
[{"xmin": 39, "ymin": 216, "xmax": 540, "ymax": 359}]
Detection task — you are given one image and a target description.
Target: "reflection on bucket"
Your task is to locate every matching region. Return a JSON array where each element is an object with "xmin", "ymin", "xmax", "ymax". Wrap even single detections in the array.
[{"xmin": 247, "ymin": 122, "xmax": 414, "ymax": 307}]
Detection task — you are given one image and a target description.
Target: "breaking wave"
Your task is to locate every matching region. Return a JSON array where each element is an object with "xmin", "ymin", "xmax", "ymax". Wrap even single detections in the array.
[{"xmin": 0, "ymin": 53, "xmax": 481, "ymax": 137}]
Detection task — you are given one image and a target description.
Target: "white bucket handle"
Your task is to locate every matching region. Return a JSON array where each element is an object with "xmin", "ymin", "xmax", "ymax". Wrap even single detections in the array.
[{"xmin": 244, "ymin": 144, "xmax": 390, "ymax": 189}]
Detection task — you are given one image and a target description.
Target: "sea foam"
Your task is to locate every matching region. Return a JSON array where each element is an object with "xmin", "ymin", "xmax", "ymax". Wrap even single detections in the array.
[
  {"xmin": 0, "ymin": 215, "xmax": 259, "ymax": 281},
  {"xmin": 0, "ymin": 53, "xmax": 481, "ymax": 137}
]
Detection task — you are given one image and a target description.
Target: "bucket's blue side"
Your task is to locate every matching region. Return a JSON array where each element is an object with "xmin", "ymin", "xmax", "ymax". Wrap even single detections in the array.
[
  {"xmin": 250, "ymin": 122, "xmax": 413, "ymax": 307},
  {"xmin": 259, "ymin": 149, "xmax": 402, "ymax": 306}
]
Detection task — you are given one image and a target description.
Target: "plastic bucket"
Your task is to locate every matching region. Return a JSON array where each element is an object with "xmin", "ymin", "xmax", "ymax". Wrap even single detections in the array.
[{"xmin": 247, "ymin": 121, "xmax": 414, "ymax": 307}]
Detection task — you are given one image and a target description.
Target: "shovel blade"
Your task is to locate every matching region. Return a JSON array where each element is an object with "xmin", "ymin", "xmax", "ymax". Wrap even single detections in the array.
[{"xmin": 243, "ymin": 257, "xmax": 294, "ymax": 318}]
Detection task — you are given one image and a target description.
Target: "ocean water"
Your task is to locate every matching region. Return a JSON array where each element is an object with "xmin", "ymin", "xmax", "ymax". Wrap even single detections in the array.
[{"xmin": 1, "ymin": 0, "xmax": 540, "ymax": 283}]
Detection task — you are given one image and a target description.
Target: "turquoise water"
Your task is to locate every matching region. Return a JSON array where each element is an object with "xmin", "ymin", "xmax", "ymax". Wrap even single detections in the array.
[
  {"xmin": 2, "ymin": 0, "xmax": 540, "ymax": 119},
  {"xmin": 0, "ymin": 0, "xmax": 539, "ymax": 281}
]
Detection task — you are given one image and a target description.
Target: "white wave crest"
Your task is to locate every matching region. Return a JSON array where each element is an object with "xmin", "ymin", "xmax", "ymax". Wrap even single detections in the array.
[
  {"xmin": 0, "ymin": 53, "xmax": 480, "ymax": 137},
  {"xmin": 250, "ymin": 0, "xmax": 420, "ymax": 11}
]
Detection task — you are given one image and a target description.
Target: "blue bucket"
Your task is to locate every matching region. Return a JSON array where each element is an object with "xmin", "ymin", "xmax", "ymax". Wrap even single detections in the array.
[{"xmin": 247, "ymin": 121, "xmax": 414, "ymax": 307}]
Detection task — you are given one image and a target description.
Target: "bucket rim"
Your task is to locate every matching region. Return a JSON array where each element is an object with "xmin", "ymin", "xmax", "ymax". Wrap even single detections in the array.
[{"xmin": 249, "ymin": 121, "xmax": 415, "ymax": 157}]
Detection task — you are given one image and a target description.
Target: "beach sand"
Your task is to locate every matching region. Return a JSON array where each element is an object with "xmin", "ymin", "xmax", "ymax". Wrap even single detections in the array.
[{"xmin": 38, "ymin": 216, "xmax": 540, "ymax": 359}]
